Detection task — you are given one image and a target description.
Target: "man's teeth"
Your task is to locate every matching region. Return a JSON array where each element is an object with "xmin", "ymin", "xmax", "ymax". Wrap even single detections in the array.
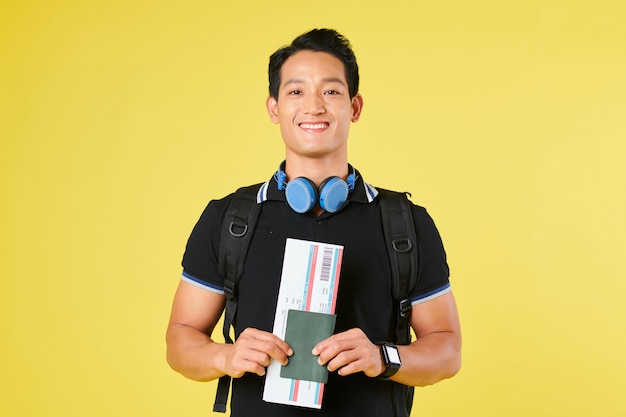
[{"xmin": 300, "ymin": 123, "xmax": 327, "ymax": 129}]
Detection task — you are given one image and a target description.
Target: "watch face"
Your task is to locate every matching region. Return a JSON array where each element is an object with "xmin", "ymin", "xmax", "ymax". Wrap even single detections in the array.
[{"xmin": 384, "ymin": 345, "xmax": 401, "ymax": 365}]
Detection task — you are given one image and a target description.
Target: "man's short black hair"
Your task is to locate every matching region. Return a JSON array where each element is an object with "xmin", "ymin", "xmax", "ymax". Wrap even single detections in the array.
[{"xmin": 268, "ymin": 28, "xmax": 360, "ymax": 100}]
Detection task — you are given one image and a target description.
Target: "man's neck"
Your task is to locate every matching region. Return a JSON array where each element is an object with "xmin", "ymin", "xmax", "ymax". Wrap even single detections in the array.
[{"xmin": 284, "ymin": 154, "xmax": 349, "ymax": 187}]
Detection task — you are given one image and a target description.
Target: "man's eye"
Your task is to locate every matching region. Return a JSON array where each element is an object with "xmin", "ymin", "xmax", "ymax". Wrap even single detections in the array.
[
  {"xmin": 324, "ymin": 90, "xmax": 339, "ymax": 95},
  {"xmin": 289, "ymin": 90, "xmax": 302, "ymax": 95}
]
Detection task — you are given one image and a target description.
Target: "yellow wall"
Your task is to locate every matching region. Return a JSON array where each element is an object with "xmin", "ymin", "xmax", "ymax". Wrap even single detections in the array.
[{"xmin": 2, "ymin": 0, "xmax": 625, "ymax": 415}]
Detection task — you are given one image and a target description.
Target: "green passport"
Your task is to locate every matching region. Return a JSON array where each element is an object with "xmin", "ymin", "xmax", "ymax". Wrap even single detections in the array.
[{"xmin": 280, "ymin": 309, "xmax": 337, "ymax": 383}]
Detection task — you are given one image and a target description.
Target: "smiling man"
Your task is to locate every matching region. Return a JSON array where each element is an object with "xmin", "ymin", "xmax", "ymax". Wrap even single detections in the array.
[
  {"xmin": 166, "ymin": 29, "xmax": 461, "ymax": 417},
  {"xmin": 267, "ymin": 50, "xmax": 362, "ymax": 171}
]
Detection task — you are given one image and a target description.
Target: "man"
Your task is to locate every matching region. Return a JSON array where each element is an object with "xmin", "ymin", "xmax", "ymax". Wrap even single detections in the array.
[{"xmin": 166, "ymin": 29, "xmax": 461, "ymax": 416}]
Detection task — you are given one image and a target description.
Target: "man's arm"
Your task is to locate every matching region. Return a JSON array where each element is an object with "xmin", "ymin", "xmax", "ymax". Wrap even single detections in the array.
[
  {"xmin": 313, "ymin": 291, "xmax": 461, "ymax": 386},
  {"xmin": 166, "ymin": 280, "xmax": 293, "ymax": 381},
  {"xmin": 393, "ymin": 291, "xmax": 461, "ymax": 386}
]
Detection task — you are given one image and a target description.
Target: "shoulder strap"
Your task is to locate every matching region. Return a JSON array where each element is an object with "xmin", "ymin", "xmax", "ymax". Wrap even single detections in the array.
[
  {"xmin": 378, "ymin": 189, "xmax": 418, "ymax": 417},
  {"xmin": 213, "ymin": 184, "xmax": 262, "ymax": 413},
  {"xmin": 378, "ymin": 189, "xmax": 419, "ymax": 344}
]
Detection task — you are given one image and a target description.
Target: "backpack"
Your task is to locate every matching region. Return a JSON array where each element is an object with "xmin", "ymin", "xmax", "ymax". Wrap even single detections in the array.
[{"xmin": 213, "ymin": 184, "xmax": 418, "ymax": 417}]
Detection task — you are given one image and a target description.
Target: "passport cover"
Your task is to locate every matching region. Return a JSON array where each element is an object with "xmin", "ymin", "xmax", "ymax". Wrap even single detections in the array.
[{"xmin": 280, "ymin": 309, "xmax": 336, "ymax": 383}]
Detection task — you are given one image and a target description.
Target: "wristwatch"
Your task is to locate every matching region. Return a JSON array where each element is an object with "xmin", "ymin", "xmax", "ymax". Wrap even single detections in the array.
[{"xmin": 377, "ymin": 342, "xmax": 402, "ymax": 379}]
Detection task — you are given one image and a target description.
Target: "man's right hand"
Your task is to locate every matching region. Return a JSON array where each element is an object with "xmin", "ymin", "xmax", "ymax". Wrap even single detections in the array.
[
  {"xmin": 167, "ymin": 281, "xmax": 292, "ymax": 382},
  {"xmin": 223, "ymin": 328, "xmax": 293, "ymax": 377}
]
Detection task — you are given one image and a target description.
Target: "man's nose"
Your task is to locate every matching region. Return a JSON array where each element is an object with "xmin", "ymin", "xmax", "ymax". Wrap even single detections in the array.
[{"xmin": 304, "ymin": 93, "xmax": 325, "ymax": 114}]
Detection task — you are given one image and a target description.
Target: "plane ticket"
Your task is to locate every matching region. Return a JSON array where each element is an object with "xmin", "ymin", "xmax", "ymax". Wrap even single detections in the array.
[{"xmin": 262, "ymin": 238, "xmax": 344, "ymax": 408}]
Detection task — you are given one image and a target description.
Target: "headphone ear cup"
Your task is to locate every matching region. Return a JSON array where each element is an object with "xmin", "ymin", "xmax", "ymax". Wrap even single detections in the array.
[
  {"xmin": 285, "ymin": 177, "xmax": 318, "ymax": 213},
  {"xmin": 319, "ymin": 177, "xmax": 349, "ymax": 213}
]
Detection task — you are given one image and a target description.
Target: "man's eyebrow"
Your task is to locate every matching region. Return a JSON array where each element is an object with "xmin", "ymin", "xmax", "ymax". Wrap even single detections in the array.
[
  {"xmin": 322, "ymin": 77, "xmax": 347, "ymax": 86},
  {"xmin": 281, "ymin": 77, "xmax": 347, "ymax": 87},
  {"xmin": 282, "ymin": 78, "xmax": 305, "ymax": 87}
]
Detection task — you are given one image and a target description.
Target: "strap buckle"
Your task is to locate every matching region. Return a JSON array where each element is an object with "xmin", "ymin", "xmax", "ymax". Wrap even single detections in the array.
[
  {"xmin": 399, "ymin": 298, "xmax": 412, "ymax": 318},
  {"xmin": 223, "ymin": 279, "xmax": 236, "ymax": 299},
  {"xmin": 392, "ymin": 237, "xmax": 412, "ymax": 253},
  {"xmin": 229, "ymin": 221, "xmax": 248, "ymax": 237}
]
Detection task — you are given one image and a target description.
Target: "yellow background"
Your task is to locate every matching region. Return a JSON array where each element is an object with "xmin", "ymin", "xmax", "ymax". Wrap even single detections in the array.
[{"xmin": 2, "ymin": 0, "xmax": 625, "ymax": 415}]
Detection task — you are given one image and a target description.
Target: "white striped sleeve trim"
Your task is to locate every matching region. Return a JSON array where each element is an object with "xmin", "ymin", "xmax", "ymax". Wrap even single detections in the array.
[
  {"xmin": 411, "ymin": 283, "xmax": 451, "ymax": 306},
  {"xmin": 181, "ymin": 273, "xmax": 225, "ymax": 295}
]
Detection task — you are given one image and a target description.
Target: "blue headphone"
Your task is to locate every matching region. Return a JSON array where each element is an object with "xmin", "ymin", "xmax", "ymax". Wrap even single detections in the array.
[{"xmin": 275, "ymin": 164, "xmax": 356, "ymax": 214}]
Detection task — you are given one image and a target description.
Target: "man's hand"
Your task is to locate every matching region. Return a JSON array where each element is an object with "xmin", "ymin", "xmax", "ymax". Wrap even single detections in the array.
[
  {"xmin": 224, "ymin": 328, "xmax": 293, "ymax": 378},
  {"xmin": 312, "ymin": 328, "xmax": 383, "ymax": 378}
]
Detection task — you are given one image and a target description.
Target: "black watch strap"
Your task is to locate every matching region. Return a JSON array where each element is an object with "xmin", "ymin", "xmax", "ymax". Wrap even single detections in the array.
[{"xmin": 376, "ymin": 342, "xmax": 401, "ymax": 379}]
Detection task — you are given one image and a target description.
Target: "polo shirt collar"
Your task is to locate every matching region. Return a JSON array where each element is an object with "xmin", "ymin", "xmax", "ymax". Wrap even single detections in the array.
[{"xmin": 256, "ymin": 164, "xmax": 379, "ymax": 205}]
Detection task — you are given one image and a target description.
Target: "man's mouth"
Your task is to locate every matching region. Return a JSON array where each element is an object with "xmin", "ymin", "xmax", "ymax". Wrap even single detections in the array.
[{"xmin": 299, "ymin": 122, "xmax": 329, "ymax": 130}]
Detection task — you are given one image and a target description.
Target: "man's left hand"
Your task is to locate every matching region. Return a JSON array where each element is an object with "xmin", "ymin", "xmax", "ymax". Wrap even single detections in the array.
[{"xmin": 312, "ymin": 328, "xmax": 384, "ymax": 377}]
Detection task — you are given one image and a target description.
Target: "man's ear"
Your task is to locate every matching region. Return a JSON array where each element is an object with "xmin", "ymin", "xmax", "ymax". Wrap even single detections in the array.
[
  {"xmin": 266, "ymin": 96, "xmax": 279, "ymax": 124},
  {"xmin": 351, "ymin": 93, "xmax": 364, "ymax": 122}
]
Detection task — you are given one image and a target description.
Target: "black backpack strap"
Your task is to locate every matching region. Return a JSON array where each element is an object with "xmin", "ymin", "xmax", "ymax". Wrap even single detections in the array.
[
  {"xmin": 213, "ymin": 184, "xmax": 262, "ymax": 413},
  {"xmin": 378, "ymin": 189, "xmax": 419, "ymax": 417},
  {"xmin": 378, "ymin": 189, "xmax": 418, "ymax": 344}
]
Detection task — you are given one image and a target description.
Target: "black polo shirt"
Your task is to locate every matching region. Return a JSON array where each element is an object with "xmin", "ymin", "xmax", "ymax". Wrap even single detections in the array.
[{"xmin": 181, "ymin": 168, "xmax": 450, "ymax": 417}]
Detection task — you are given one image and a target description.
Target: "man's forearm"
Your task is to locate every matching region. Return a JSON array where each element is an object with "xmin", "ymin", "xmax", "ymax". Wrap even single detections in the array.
[
  {"xmin": 166, "ymin": 323, "xmax": 228, "ymax": 382},
  {"xmin": 392, "ymin": 331, "xmax": 462, "ymax": 386}
]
